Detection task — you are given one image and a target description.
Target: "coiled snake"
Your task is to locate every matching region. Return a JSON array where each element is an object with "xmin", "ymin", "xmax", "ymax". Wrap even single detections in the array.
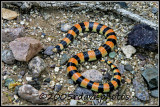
[{"xmin": 53, "ymin": 22, "xmax": 121, "ymax": 93}]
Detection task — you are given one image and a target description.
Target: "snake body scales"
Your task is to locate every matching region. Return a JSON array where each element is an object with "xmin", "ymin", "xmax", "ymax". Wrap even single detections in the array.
[{"xmin": 53, "ymin": 22, "xmax": 121, "ymax": 93}]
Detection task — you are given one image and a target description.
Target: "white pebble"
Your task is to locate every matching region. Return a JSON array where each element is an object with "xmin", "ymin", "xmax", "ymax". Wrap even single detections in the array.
[
  {"xmin": 50, "ymin": 81, "xmax": 55, "ymax": 87},
  {"xmin": 60, "ymin": 80, "xmax": 63, "ymax": 83},
  {"xmin": 55, "ymin": 67, "xmax": 59, "ymax": 72},
  {"xmin": 26, "ymin": 77, "xmax": 32, "ymax": 81},
  {"xmin": 41, "ymin": 35, "xmax": 45, "ymax": 38},
  {"xmin": 3, "ymin": 75, "xmax": 8, "ymax": 80},
  {"xmin": 86, "ymin": 66, "xmax": 89, "ymax": 69},
  {"xmin": 121, "ymin": 45, "xmax": 136, "ymax": 58},
  {"xmin": 92, "ymin": 65, "xmax": 97, "ymax": 69},
  {"xmin": 14, "ymin": 95, "xmax": 18, "ymax": 100},
  {"xmin": 20, "ymin": 21, "xmax": 25, "ymax": 25},
  {"xmin": 47, "ymin": 37, "xmax": 51, "ymax": 41},
  {"xmin": 18, "ymin": 79, "xmax": 22, "ymax": 82}
]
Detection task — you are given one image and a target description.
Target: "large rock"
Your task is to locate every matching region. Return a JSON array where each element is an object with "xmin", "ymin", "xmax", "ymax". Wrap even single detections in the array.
[
  {"xmin": 28, "ymin": 56, "xmax": 46, "ymax": 77},
  {"xmin": 18, "ymin": 84, "xmax": 48, "ymax": 104},
  {"xmin": 2, "ymin": 27, "xmax": 24, "ymax": 42},
  {"xmin": 9, "ymin": 37, "xmax": 43, "ymax": 62},
  {"xmin": 127, "ymin": 24, "xmax": 158, "ymax": 52},
  {"xmin": 2, "ymin": 8, "xmax": 19, "ymax": 20}
]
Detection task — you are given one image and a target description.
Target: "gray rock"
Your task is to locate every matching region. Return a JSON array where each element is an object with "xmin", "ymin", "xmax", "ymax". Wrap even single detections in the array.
[
  {"xmin": 44, "ymin": 45, "xmax": 55, "ymax": 55},
  {"xmin": 118, "ymin": 64, "xmax": 125, "ymax": 74},
  {"xmin": 73, "ymin": 40, "xmax": 78, "ymax": 45},
  {"xmin": 18, "ymin": 84, "xmax": 49, "ymax": 104},
  {"xmin": 103, "ymin": 72, "xmax": 112, "ymax": 81},
  {"xmin": 74, "ymin": 86, "xmax": 93, "ymax": 96},
  {"xmin": 43, "ymin": 12, "xmax": 52, "ymax": 20},
  {"xmin": 67, "ymin": 79, "xmax": 74, "ymax": 84},
  {"xmin": 28, "ymin": 78, "xmax": 41, "ymax": 90},
  {"xmin": 20, "ymin": 71, "xmax": 25, "ymax": 76},
  {"xmin": 54, "ymin": 85, "xmax": 62, "ymax": 92},
  {"xmin": 82, "ymin": 69, "xmax": 103, "ymax": 82},
  {"xmin": 2, "ymin": 50, "xmax": 15, "ymax": 64},
  {"xmin": 2, "ymin": 27, "xmax": 24, "ymax": 42},
  {"xmin": 109, "ymin": 51, "xmax": 116, "ymax": 58},
  {"xmin": 124, "ymin": 64, "xmax": 133, "ymax": 71},
  {"xmin": 28, "ymin": 56, "xmax": 46, "ymax": 77},
  {"xmin": 133, "ymin": 78, "xmax": 149, "ymax": 101},
  {"xmin": 152, "ymin": 7, "xmax": 158, "ymax": 14},
  {"xmin": 150, "ymin": 89, "xmax": 158, "ymax": 98},
  {"xmin": 61, "ymin": 23, "xmax": 72, "ymax": 32},
  {"xmin": 60, "ymin": 53, "xmax": 69, "ymax": 65},
  {"xmin": 141, "ymin": 67, "xmax": 158, "ymax": 90}
]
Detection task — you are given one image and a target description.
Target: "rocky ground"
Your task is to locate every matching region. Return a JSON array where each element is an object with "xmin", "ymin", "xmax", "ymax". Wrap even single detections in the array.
[{"xmin": 1, "ymin": 1, "xmax": 158, "ymax": 106}]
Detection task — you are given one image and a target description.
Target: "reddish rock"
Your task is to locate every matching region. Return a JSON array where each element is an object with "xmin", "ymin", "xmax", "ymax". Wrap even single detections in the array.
[
  {"xmin": 9, "ymin": 37, "xmax": 43, "ymax": 62},
  {"xmin": 2, "ymin": 27, "xmax": 25, "ymax": 42}
]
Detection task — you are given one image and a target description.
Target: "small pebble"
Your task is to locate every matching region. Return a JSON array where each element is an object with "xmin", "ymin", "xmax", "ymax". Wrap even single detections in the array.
[
  {"xmin": 44, "ymin": 45, "xmax": 55, "ymax": 55},
  {"xmin": 124, "ymin": 64, "xmax": 133, "ymax": 71},
  {"xmin": 67, "ymin": 79, "xmax": 74, "ymax": 84},
  {"xmin": 44, "ymin": 78, "xmax": 51, "ymax": 83},
  {"xmin": 20, "ymin": 71, "xmax": 25, "ymax": 76},
  {"xmin": 2, "ymin": 50, "xmax": 15, "ymax": 64},
  {"xmin": 26, "ymin": 77, "xmax": 32, "ymax": 81},
  {"xmin": 150, "ymin": 89, "xmax": 158, "ymax": 98},
  {"xmin": 50, "ymin": 81, "xmax": 55, "ymax": 87},
  {"xmin": 109, "ymin": 51, "xmax": 116, "ymax": 58},
  {"xmin": 70, "ymin": 99, "xmax": 77, "ymax": 105},
  {"xmin": 60, "ymin": 53, "xmax": 69, "ymax": 65},
  {"xmin": 61, "ymin": 23, "xmax": 72, "ymax": 32},
  {"xmin": 20, "ymin": 21, "xmax": 25, "ymax": 25},
  {"xmin": 55, "ymin": 67, "xmax": 59, "ymax": 72},
  {"xmin": 126, "ymin": 78, "xmax": 131, "ymax": 84},
  {"xmin": 54, "ymin": 85, "xmax": 62, "ymax": 92},
  {"xmin": 103, "ymin": 72, "xmax": 112, "ymax": 80},
  {"xmin": 4, "ymin": 78, "xmax": 15, "ymax": 87},
  {"xmin": 152, "ymin": 7, "xmax": 158, "ymax": 14}
]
